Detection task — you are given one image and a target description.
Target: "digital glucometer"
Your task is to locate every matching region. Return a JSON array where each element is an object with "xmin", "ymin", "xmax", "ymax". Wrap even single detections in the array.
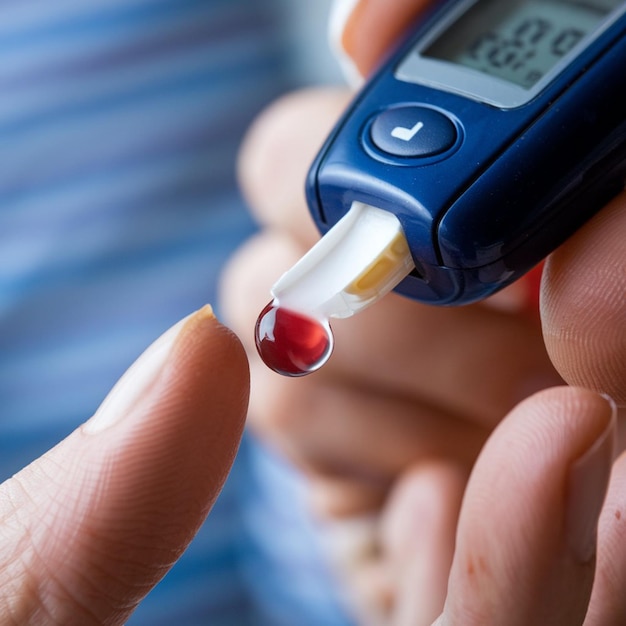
[{"xmin": 256, "ymin": 0, "xmax": 626, "ymax": 376}]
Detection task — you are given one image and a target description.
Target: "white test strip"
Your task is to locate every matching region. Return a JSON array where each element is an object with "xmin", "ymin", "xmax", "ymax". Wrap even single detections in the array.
[{"xmin": 271, "ymin": 202, "xmax": 415, "ymax": 320}]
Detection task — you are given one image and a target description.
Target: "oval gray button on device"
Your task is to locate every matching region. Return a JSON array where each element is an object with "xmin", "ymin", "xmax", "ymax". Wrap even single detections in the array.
[{"xmin": 369, "ymin": 106, "xmax": 458, "ymax": 158}]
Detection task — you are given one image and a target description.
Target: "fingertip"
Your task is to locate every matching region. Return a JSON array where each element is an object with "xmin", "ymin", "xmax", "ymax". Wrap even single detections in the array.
[
  {"xmin": 0, "ymin": 308, "xmax": 251, "ymax": 624},
  {"xmin": 542, "ymin": 194, "xmax": 626, "ymax": 405},
  {"xmin": 237, "ymin": 87, "xmax": 350, "ymax": 245},
  {"xmin": 177, "ymin": 305, "xmax": 250, "ymax": 403},
  {"xmin": 86, "ymin": 309, "xmax": 250, "ymax": 609},
  {"xmin": 85, "ymin": 305, "xmax": 251, "ymax": 535},
  {"xmin": 160, "ymin": 307, "xmax": 250, "ymax": 486},
  {"xmin": 442, "ymin": 386, "xmax": 615, "ymax": 625},
  {"xmin": 331, "ymin": 0, "xmax": 432, "ymax": 78},
  {"xmin": 328, "ymin": 0, "xmax": 364, "ymax": 86}
]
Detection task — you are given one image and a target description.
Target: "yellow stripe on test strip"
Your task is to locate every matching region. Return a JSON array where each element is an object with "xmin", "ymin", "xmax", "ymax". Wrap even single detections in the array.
[{"xmin": 345, "ymin": 232, "xmax": 411, "ymax": 298}]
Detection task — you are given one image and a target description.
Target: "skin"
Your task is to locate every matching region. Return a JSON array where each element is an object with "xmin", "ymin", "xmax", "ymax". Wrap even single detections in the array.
[
  {"xmin": 222, "ymin": 0, "xmax": 626, "ymax": 624},
  {"xmin": 0, "ymin": 308, "xmax": 250, "ymax": 624},
  {"xmin": 1, "ymin": 2, "xmax": 623, "ymax": 624}
]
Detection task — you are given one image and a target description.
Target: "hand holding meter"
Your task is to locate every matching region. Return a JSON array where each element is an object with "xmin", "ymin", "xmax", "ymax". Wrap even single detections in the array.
[{"xmin": 256, "ymin": 0, "xmax": 626, "ymax": 376}]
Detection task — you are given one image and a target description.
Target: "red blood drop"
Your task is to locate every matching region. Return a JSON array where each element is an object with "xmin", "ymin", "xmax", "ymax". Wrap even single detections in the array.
[{"xmin": 255, "ymin": 301, "xmax": 333, "ymax": 377}]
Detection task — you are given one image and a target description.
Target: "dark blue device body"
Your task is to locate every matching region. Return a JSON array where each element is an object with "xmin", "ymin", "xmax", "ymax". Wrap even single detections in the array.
[{"xmin": 305, "ymin": 0, "xmax": 626, "ymax": 305}]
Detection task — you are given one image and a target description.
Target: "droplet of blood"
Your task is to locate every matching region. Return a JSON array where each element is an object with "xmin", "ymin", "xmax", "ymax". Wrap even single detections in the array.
[{"xmin": 255, "ymin": 301, "xmax": 333, "ymax": 377}]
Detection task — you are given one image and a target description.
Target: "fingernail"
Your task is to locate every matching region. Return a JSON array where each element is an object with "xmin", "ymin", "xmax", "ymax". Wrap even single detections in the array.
[
  {"xmin": 83, "ymin": 306, "xmax": 215, "ymax": 434},
  {"xmin": 566, "ymin": 394, "xmax": 617, "ymax": 563},
  {"xmin": 328, "ymin": 0, "xmax": 364, "ymax": 87}
]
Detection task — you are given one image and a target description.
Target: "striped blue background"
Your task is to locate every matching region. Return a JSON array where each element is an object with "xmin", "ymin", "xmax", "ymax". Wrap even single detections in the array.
[{"xmin": 0, "ymin": 1, "xmax": 353, "ymax": 623}]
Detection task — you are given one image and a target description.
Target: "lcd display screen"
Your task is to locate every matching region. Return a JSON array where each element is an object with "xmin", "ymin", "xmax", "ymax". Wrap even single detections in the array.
[{"xmin": 422, "ymin": 0, "xmax": 619, "ymax": 88}]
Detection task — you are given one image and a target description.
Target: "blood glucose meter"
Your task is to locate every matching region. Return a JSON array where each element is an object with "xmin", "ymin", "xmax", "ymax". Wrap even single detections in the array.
[{"xmin": 255, "ymin": 0, "xmax": 626, "ymax": 376}]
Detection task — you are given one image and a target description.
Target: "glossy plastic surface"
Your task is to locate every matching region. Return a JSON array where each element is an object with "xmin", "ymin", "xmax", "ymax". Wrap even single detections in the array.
[{"xmin": 306, "ymin": 0, "xmax": 626, "ymax": 305}]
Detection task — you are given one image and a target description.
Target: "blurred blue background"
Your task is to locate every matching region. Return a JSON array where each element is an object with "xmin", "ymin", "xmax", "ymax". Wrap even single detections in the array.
[{"xmin": 0, "ymin": 1, "xmax": 351, "ymax": 624}]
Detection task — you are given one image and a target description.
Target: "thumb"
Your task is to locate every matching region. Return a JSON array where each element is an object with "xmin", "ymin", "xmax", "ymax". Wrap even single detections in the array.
[
  {"xmin": 542, "ymin": 191, "xmax": 626, "ymax": 405},
  {"xmin": 0, "ymin": 306, "xmax": 249, "ymax": 625},
  {"xmin": 437, "ymin": 387, "xmax": 616, "ymax": 626}
]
